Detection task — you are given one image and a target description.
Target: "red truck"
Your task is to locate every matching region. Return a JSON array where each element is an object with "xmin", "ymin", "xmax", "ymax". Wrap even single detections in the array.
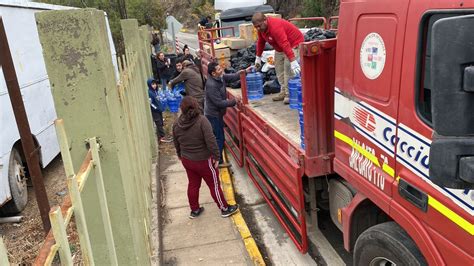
[{"xmin": 199, "ymin": 0, "xmax": 473, "ymax": 264}]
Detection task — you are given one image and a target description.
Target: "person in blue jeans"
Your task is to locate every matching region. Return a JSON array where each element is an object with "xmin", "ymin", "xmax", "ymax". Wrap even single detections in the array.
[{"xmin": 204, "ymin": 62, "xmax": 252, "ymax": 167}]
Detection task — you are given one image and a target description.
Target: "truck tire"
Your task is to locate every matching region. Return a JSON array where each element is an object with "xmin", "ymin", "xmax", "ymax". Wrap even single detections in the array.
[
  {"xmin": 0, "ymin": 148, "xmax": 28, "ymax": 215},
  {"xmin": 353, "ymin": 222, "xmax": 427, "ymax": 266}
]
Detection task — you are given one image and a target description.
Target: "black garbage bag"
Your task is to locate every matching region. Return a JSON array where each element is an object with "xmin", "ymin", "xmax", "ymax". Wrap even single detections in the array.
[
  {"xmin": 263, "ymin": 79, "xmax": 281, "ymax": 94},
  {"xmin": 225, "ymin": 67, "xmax": 237, "ymax": 74},
  {"xmin": 262, "ymin": 68, "xmax": 276, "ymax": 80},
  {"xmin": 324, "ymin": 30, "xmax": 337, "ymax": 39},
  {"xmin": 304, "ymin": 28, "xmax": 337, "ymax": 42},
  {"xmin": 228, "ymin": 45, "xmax": 280, "ymax": 88},
  {"xmin": 229, "ymin": 80, "xmax": 241, "ymax": 89}
]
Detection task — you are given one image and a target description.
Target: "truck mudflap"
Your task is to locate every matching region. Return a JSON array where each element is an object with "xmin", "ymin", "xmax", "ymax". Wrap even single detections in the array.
[
  {"xmin": 241, "ymin": 113, "xmax": 308, "ymax": 253},
  {"xmin": 224, "ymin": 102, "xmax": 244, "ymax": 167}
]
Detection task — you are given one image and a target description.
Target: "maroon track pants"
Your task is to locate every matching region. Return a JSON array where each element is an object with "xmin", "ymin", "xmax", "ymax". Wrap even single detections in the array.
[{"xmin": 181, "ymin": 157, "xmax": 228, "ymax": 212}]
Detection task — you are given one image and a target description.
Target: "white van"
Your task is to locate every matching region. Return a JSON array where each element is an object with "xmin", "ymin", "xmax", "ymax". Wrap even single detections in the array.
[
  {"xmin": 217, "ymin": 4, "xmax": 274, "ymax": 37},
  {"xmin": 0, "ymin": 0, "xmax": 118, "ymax": 214},
  {"xmin": 214, "ymin": 0, "xmax": 267, "ymax": 11}
]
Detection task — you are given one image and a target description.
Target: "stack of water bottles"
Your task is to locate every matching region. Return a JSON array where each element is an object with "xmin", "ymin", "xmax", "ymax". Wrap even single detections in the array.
[
  {"xmin": 158, "ymin": 89, "xmax": 168, "ymax": 112},
  {"xmin": 288, "ymin": 75, "xmax": 305, "ymax": 149},
  {"xmin": 246, "ymin": 68, "xmax": 264, "ymax": 100},
  {"xmin": 157, "ymin": 84, "xmax": 182, "ymax": 113},
  {"xmin": 166, "ymin": 86, "xmax": 181, "ymax": 113},
  {"xmin": 171, "ymin": 82, "xmax": 184, "ymax": 112}
]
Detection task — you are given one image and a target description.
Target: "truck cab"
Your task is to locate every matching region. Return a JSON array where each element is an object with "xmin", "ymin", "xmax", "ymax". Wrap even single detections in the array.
[{"xmin": 334, "ymin": 0, "xmax": 473, "ymax": 264}]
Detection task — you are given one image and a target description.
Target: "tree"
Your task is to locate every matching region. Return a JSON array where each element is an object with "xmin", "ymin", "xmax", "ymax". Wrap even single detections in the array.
[
  {"xmin": 37, "ymin": 0, "xmax": 166, "ymax": 54},
  {"xmin": 267, "ymin": 0, "xmax": 339, "ymax": 19}
]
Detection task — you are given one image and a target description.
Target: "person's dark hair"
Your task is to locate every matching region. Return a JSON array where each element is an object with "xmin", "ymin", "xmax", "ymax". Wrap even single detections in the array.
[
  {"xmin": 180, "ymin": 96, "xmax": 200, "ymax": 120},
  {"xmin": 207, "ymin": 15, "xmax": 212, "ymax": 20},
  {"xmin": 151, "ymin": 33, "xmax": 160, "ymax": 45},
  {"xmin": 183, "ymin": 44, "xmax": 189, "ymax": 51},
  {"xmin": 252, "ymin": 12, "xmax": 266, "ymax": 24},
  {"xmin": 208, "ymin": 62, "xmax": 219, "ymax": 76},
  {"xmin": 175, "ymin": 57, "xmax": 184, "ymax": 65}
]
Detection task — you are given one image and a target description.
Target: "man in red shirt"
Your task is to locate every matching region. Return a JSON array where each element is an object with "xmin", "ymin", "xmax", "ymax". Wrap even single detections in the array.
[{"xmin": 252, "ymin": 12, "xmax": 304, "ymax": 104}]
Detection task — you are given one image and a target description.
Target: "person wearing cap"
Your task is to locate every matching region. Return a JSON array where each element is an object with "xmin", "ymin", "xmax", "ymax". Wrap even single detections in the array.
[
  {"xmin": 252, "ymin": 12, "xmax": 304, "ymax": 104},
  {"xmin": 168, "ymin": 60, "xmax": 205, "ymax": 109}
]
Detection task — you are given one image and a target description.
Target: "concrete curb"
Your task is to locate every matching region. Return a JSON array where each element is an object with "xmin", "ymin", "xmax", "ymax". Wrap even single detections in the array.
[{"xmin": 220, "ymin": 152, "xmax": 265, "ymax": 266}]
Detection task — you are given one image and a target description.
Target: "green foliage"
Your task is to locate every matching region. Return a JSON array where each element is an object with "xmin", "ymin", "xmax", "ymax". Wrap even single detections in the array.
[
  {"xmin": 302, "ymin": 0, "xmax": 323, "ymax": 18},
  {"xmin": 126, "ymin": 0, "xmax": 165, "ymax": 30},
  {"xmin": 296, "ymin": 0, "xmax": 339, "ymax": 28},
  {"xmin": 36, "ymin": 0, "xmax": 165, "ymax": 54}
]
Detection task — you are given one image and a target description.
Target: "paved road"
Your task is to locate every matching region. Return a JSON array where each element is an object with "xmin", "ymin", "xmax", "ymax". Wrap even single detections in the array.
[
  {"xmin": 164, "ymin": 31, "xmax": 199, "ymax": 53},
  {"xmin": 229, "ymin": 154, "xmax": 319, "ymax": 265},
  {"xmin": 160, "ymin": 148, "xmax": 251, "ymax": 265}
]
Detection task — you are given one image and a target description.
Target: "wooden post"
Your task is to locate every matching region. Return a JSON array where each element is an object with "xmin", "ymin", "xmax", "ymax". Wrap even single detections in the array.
[
  {"xmin": 54, "ymin": 119, "xmax": 75, "ymax": 179},
  {"xmin": 49, "ymin": 207, "xmax": 73, "ymax": 266},
  {"xmin": 68, "ymin": 176, "xmax": 94, "ymax": 265},
  {"xmin": 89, "ymin": 137, "xmax": 118, "ymax": 266},
  {"xmin": 0, "ymin": 237, "xmax": 10, "ymax": 265},
  {"xmin": 36, "ymin": 10, "xmax": 145, "ymax": 264},
  {"xmin": 55, "ymin": 119, "xmax": 95, "ymax": 264}
]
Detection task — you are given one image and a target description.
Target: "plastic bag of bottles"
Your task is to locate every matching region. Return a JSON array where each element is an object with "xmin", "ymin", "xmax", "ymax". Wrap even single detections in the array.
[{"xmin": 166, "ymin": 89, "xmax": 180, "ymax": 113}]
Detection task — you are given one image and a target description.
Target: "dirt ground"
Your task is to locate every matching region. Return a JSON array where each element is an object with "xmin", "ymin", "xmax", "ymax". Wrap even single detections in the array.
[
  {"xmin": 0, "ymin": 113, "xmax": 177, "ymax": 264},
  {"xmin": 0, "ymin": 155, "xmax": 81, "ymax": 264}
]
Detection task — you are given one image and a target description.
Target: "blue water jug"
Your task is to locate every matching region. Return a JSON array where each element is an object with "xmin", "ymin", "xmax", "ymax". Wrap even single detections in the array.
[
  {"xmin": 246, "ymin": 71, "xmax": 264, "ymax": 100},
  {"xmin": 288, "ymin": 75, "xmax": 301, "ymax": 109},
  {"xmin": 297, "ymin": 88, "xmax": 303, "ymax": 110},
  {"xmin": 299, "ymin": 109, "xmax": 305, "ymax": 149}
]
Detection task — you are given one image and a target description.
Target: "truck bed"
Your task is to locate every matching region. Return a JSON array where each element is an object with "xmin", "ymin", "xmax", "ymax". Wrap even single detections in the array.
[{"xmin": 227, "ymin": 88, "xmax": 301, "ymax": 146}]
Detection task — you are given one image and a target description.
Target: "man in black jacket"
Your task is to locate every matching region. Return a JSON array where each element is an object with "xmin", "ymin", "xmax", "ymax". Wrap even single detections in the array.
[
  {"xmin": 205, "ymin": 62, "xmax": 251, "ymax": 167},
  {"xmin": 156, "ymin": 52, "xmax": 173, "ymax": 89}
]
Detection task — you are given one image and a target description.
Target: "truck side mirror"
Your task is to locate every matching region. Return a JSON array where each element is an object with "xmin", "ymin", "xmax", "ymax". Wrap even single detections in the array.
[{"xmin": 429, "ymin": 14, "xmax": 474, "ymax": 190}]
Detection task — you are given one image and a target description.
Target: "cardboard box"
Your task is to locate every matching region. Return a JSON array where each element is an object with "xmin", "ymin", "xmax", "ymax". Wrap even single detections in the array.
[
  {"xmin": 214, "ymin": 47, "xmax": 231, "ymax": 59},
  {"xmin": 239, "ymin": 23, "xmax": 257, "ymax": 42},
  {"xmin": 222, "ymin": 37, "xmax": 248, "ymax": 50},
  {"xmin": 203, "ymin": 44, "xmax": 212, "ymax": 55},
  {"xmin": 244, "ymin": 39, "xmax": 256, "ymax": 47},
  {"xmin": 265, "ymin": 13, "xmax": 282, "ymax": 19},
  {"xmin": 203, "ymin": 43, "xmax": 230, "ymax": 58},
  {"xmin": 217, "ymin": 56, "xmax": 231, "ymax": 68},
  {"xmin": 213, "ymin": 42, "xmax": 229, "ymax": 50}
]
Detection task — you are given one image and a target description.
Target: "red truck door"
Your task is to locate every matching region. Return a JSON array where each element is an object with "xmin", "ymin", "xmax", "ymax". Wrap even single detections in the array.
[
  {"xmin": 333, "ymin": 0, "xmax": 409, "ymax": 213},
  {"xmin": 392, "ymin": 3, "xmax": 473, "ymax": 264}
]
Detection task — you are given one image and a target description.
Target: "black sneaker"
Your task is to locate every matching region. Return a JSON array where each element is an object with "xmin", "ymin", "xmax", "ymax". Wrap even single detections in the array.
[
  {"xmin": 189, "ymin": 207, "xmax": 204, "ymax": 219},
  {"xmin": 221, "ymin": 204, "xmax": 239, "ymax": 218}
]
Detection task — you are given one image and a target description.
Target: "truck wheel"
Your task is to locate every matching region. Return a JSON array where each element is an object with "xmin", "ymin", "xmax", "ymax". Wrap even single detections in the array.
[
  {"xmin": 353, "ymin": 222, "xmax": 427, "ymax": 266},
  {"xmin": 0, "ymin": 148, "xmax": 28, "ymax": 215}
]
